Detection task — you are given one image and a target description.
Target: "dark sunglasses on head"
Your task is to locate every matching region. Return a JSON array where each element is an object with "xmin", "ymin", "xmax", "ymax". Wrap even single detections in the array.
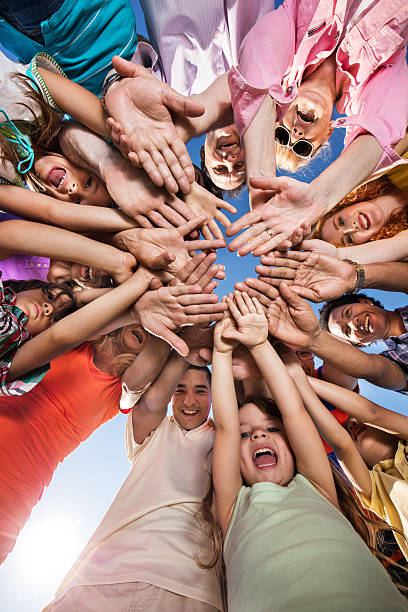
[{"xmin": 275, "ymin": 125, "xmax": 314, "ymax": 159}]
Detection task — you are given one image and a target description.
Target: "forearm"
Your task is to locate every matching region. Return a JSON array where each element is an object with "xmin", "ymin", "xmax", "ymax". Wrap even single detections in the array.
[
  {"xmin": 0, "ymin": 185, "xmax": 137, "ymax": 233},
  {"xmin": 311, "ymin": 134, "xmax": 383, "ymax": 218},
  {"xmin": 122, "ymin": 336, "xmax": 171, "ymax": 391},
  {"xmin": 310, "ymin": 329, "xmax": 408, "ymax": 390},
  {"xmin": 175, "ymin": 73, "xmax": 233, "ymax": 142},
  {"xmin": 362, "ymin": 262, "xmax": 408, "ymax": 293},
  {"xmin": 8, "ymin": 268, "xmax": 151, "ymax": 380},
  {"xmin": 337, "ymin": 233, "xmax": 408, "ymax": 265},
  {"xmin": 212, "ymin": 349, "xmax": 239, "ymax": 431},
  {"xmin": 0, "ymin": 220, "xmax": 134, "ymax": 279},
  {"xmin": 244, "ymin": 95, "xmax": 276, "ymax": 204},
  {"xmin": 37, "ymin": 67, "xmax": 108, "ymax": 137}
]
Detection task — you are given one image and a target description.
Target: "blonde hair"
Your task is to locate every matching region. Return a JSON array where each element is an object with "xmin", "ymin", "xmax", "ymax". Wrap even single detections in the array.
[
  {"xmin": 91, "ymin": 329, "xmax": 136, "ymax": 378},
  {"xmin": 314, "ymin": 176, "xmax": 408, "ymax": 242}
]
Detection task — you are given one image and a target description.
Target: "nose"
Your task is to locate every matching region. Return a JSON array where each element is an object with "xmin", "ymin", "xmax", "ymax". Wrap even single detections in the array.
[
  {"xmin": 290, "ymin": 119, "xmax": 304, "ymax": 141},
  {"xmin": 42, "ymin": 300, "xmax": 54, "ymax": 317},
  {"xmin": 251, "ymin": 429, "xmax": 267, "ymax": 440},
  {"xmin": 220, "ymin": 149, "xmax": 238, "ymax": 162},
  {"xmin": 68, "ymin": 181, "xmax": 78, "ymax": 195}
]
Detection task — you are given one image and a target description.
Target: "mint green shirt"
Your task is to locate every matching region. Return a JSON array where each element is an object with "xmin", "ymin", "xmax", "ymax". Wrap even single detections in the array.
[{"xmin": 224, "ymin": 474, "xmax": 407, "ymax": 612}]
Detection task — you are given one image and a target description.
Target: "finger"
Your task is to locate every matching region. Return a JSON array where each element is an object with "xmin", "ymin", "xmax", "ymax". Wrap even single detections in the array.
[
  {"xmin": 219, "ymin": 201, "xmax": 237, "ymax": 214},
  {"xmin": 226, "ymin": 295, "xmax": 242, "ymax": 323},
  {"xmin": 214, "ymin": 268, "xmax": 225, "ymax": 280},
  {"xmin": 157, "ymin": 202, "xmax": 188, "ymax": 227},
  {"xmin": 186, "ymin": 238, "xmax": 226, "ymax": 252},
  {"xmin": 179, "ymin": 215, "xmax": 208, "ymax": 237},
  {"xmin": 149, "ymin": 146, "xmax": 180, "ymax": 194},
  {"xmin": 149, "ymin": 251, "xmax": 176, "ymax": 270},
  {"xmin": 161, "ymin": 143, "xmax": 191, "ymax": 195},
  {"xmin": 249, "ymin": 176, "xmax": 287, "ymax": 192},
  {"xmin": 258, "ymin": 276, "xmax": 291, "ymax": 288},
  {"xmin": 135, "ymin": 215, "xmax": 154, "ymax": 228},
  {"xmin": 279, "ymin": 281, "xmax": 306, "ymax": 308},
  {"xmin": 202, "ymin": 280, "xmax": 218, "ymax": 294},
  {"xmin": 184, "ymin": 254, "xmax": 218, "ymax": 286},
  {"xmin": 137, "ymin": 149, "xmax": 165, "ymax": 188},
  {"xmin": 181, "ymin": 311, "xmax": 226, "ymax": 325},
  {"xmin": 228, "ymin": 223, "xmax": 266, "ymax": 253},
  {"xmin": 260, "ymin": 253, "xmax": 306, "ymax": 266},
  {"xmin": 200, "ymin": 224, "xmax": 215, "ymax": 240},
  {"xmin": 165, "ymin": 195, "xmax": 196, "ymax": 222},
  {"xmin": 161, "ymin": 86, "xmax": 205, "ymax": 118},
  {"xmin": 238, "ymin": 232, "xmax": 288, "ymax": 257},
  {"xmin": 183, "ymin": 302, "xmax": 228, "ymax": 315},
  {"xmin": 244, "ymin": 277, "xmax": 279, "ymax": 301},
  {"xmin": 255, "ymin": 264, "xmax": 296, "ymax": 280},
  {"xmin": 171, "ymin": 283, "xmax": 202, "ymax": 297},
  {"xmin": 242, "ymin": 292, "xmax": 256, "ymax": 313},
  {"xmin": 251, "ymin": 232, "xmax": 293, "ymax": 257},
  {"xmin": 253, "ymin": 297, "xmax": 264, "ymax": 316},
  {"xmin": 112, "ymin": 55, "xmax": 147, "ymax": 79},
  {"xmin": 178, "ymin": 293, "xmax": 219, "ymax": 307},
  {"xmin": 207, "ymin": 218, "xmax": 224, "ymax": 240},
  {"xmin": 225, "ymin": 210, "xmax": 262, "ymax": 238},
  {"xmin": 145, "ymin": 210, "xmax": 173, "ymax": 228},
  {"xmin": 174, "ymin": 253, "xmax": 207, "ymax": 284},
  {"xmin": 149, "ymin": 278, "xmax": 163, "ymax": 290},
  {"xmin": 128, "ymin": 150, "xmax": 142, "ymax": 168},
  {"xmin": 234, "ymin": 290, "xmax": 248, "ymax": 315},
  {"xmin": 215, "ymin": 209, "xmax": 232, "ymax": 228},
  {"xmin": 171, "ymin": 139, "xmax": 196, "ymax": 185}
]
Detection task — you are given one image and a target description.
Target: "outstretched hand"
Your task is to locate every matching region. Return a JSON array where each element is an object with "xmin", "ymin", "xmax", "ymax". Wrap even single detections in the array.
[
  {"xmin": 256, "ymin": 251, "xmax": 357, "ymax": 302},
  {"xmin": 134, "ymin": 284, "xmax": 227, "ymax": 356},
  {"xmin": 105, "ymin": 56, "xmax": 205, "ymax": 194},
  {"xmin": 182, "ymin": 181, "xmax": 237, "ymax": 240},
  {"xmin": 224, "ymin": 291, "xmax": 268, "ymax": 349},
  {"xmin": 226, "ymin": 176, "xmax": 322, "ymax": 255}
]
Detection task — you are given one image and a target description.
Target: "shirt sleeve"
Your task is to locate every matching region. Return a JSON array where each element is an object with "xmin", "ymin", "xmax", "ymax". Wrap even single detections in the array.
[{"xmin": 228, "ymin": 4, "xmax": 297, "ymax": 136}]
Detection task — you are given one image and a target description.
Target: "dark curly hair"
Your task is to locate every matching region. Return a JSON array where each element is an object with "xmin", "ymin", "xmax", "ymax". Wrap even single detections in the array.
[
  {"xmin": 4, "ymin": 278, "xmax": 76, "ymax": 322},
  {"xmin": 319, "ymin": 293, "xmax": 384, "ymax": 338}
]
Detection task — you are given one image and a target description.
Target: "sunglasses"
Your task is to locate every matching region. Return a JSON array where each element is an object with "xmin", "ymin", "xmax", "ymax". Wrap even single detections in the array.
[{"xmin": 275, "ymin": 125, "xmax": 314, "ymax": 159}]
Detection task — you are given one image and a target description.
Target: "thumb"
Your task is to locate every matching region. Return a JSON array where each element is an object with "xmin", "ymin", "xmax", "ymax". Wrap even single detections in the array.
[
  {"xmin": 249, "ymin": 176, "xmax": 286, "ymax": 193},
  {"xmin": 198, "ymin": 348, "xmax": 212, "ymax": 364},
  {"xmin": 144, "ymin": 322, "xmax": 190, "ymax": 357},
  {"xmin": 112, "ymin": 55, "xmax": 147, "ymax": 78},
  {"xmin": 149, "ymin": 251, "xmax": 176, "ymax": 270},
  {"xmin": 279, "ymin": 282, "xmax": 305, "ymax": 308},
  {"xmin": 161, "ymin": 86, "xmax": 205, "ymax": 118}
]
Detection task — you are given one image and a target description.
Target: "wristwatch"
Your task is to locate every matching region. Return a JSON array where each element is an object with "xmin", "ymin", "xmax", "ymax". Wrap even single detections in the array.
[{"xmin": 101, "ymin": 72, "xmax": 122, "ymax": 110}]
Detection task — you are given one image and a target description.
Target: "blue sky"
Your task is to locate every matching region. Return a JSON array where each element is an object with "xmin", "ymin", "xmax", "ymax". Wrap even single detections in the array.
[{"xmin": 1, "ymin": 2, "xmax": 407, "ymax": 610}]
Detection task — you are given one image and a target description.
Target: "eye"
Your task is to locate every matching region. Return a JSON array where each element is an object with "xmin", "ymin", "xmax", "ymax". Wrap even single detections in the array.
[
  {"xmin": 266, "ymin": 427, "xmax": 280, "ymax": 433},
  {"xmin": 345, "ymin": 234, "xmax": 354, "ymax": 245},
  {"xmin": 338, "ymin": 216, "xmax": 345, "ymax": 227},
  {"xmin": 213, "ymin": 166, "xmax": 226, "ymax": 175},
  {"xmin": 240, "ymin": 431, "xmax": 250, "ymax": 439},
  {"xmin": 85, "ymin": 177, "xmax": 93, "ymax": 188},
  {"xmin": 345, "ymin": 307, "xmax": 351, "ymax": 318},
  {"xmin": 75, "ymin": 199, "xmax": 81, "ymax": 204}
]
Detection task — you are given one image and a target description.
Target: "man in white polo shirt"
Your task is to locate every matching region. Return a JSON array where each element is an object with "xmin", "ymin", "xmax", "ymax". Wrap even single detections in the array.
[{"xmin": 45, "ymin": 357, "xmax": 222, "ymax": 611}]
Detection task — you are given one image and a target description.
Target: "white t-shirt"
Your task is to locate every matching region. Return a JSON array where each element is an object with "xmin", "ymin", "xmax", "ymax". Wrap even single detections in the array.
[{"xmin": 53, "ymin": 415, "xmax": 222, "ymax": 610}]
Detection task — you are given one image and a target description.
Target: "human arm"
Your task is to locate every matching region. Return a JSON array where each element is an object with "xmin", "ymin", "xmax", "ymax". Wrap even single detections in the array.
[
  {"xmin": 266, "ymin": 283, "xmax": 408, "ymax": 392},
  {"xmin": 131, "ymin": 350, "xmax": 188, "ymax": 444},
  {"xmin": 0, "ymin": 185, "xmax": 138, "ymax": 233},
  {"xmin": 212, "ymin": 312, "xmax": 243, "ymax": 536},
  {"xmin": 226, "ymin": 292, "xmax": 339, "ymax": 508},
  {"xmin": 333, "ymin": 232, "xmax": 408, "ymax": 266},
  {"xmin": 104, "ymin": 55, "xmax": 205, "ymax": 194},
  {"xmin": 0, "ymin": 219, "xmax": 135, "ymax": 284},
  {"xmin": 226, "ymin": 135, "xmax": 383, "ymax": 255},
  {"xmin": 256, "ymin": 251, "xmax": 408, "ymax": 300},
  {"xmin": 280, "ymin": 350, "xmax": 371, "ymax": 497}
]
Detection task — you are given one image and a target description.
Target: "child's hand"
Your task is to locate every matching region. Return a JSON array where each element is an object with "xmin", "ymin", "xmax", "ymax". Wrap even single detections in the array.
[
  {"xmin": 213, "ymin": 308, "xmax": 239, "ymax": 354},
  {"xmin": 225, "ymin": 291, "xmax": 268, "ymax": 349}
]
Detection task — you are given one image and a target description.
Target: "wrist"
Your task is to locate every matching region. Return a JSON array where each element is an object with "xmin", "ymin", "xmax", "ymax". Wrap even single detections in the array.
[
  {"xmin": 101, "ymin": 72, "xmax": 123, "ymax": 112},
  {"xmin": 344, "ymin": 260, "xmax": 365, "ymax": 294},
  {"xmin": 248, "ymin": 340, "xmax": 269, "ymax": 356}
]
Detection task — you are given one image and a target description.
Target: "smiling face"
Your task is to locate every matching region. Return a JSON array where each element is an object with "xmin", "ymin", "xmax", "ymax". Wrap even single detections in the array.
[
  {"xmin": 239, "ymin": 403, "xmax": 295, "ymax": 486},
  {"xmin": 327, "ymin": 300, "xmax": 391, "ymax": 345},
  {"xmin": 48, "ymin": 259, "xmax": 112, "ymax": 288},
  {"xmin": 320, "ymin": 199, "xmax": 392, "ymax": 246},
  {"xmin": 344, "ymin": 417, "xmax": 398, "ymax": 468},
  {"xmin": 34, "ymin": 155, "xmax": 113, "ymax": 206},
  {"xmin": 171, "ymin": 368, "xmax": 211, "ymax": 431},
  {"xmin": 118, "ymin": 324, "xmax": 149, "ymax": 355},
  {"xmin": 14, "ymin": 287, "xmax": 73, "ymax": 336},
  {"xmin": 204, "ymin": 125, "xmax": 246, "ymax": 190}
]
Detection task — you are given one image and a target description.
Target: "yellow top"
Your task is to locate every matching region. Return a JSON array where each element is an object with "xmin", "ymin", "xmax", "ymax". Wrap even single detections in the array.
[{"xmin": 387, "ymin": 151, "xmax": 408, "ymax": 191}]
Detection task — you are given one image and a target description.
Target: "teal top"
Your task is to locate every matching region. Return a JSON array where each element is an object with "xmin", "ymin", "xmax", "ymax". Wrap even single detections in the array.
[
  {"xmin": 224, "ymin": 474, "xmax": 407, "ymax": 612},
  {"xmin": 0, "ymin": 0, "xmax": 137, "ymax": 95}
]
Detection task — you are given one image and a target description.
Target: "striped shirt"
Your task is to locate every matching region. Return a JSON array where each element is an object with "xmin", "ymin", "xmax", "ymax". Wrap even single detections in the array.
[{"xmin": 381, "ymin": 305, "xmax": 408, "ymax": 397}]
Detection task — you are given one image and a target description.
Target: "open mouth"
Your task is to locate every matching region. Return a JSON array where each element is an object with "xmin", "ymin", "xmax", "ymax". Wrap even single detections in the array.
[
  {"xmin": 181, "ymin": 409, "xmax": 200, "ymax": 416},
  {"xmin": 358, "ymin": 212, "xmax": 370, "ymax": 231},
  {"xmin": 297, "ymin": 110, "xmax": 315, "ymax": 124},
  {"xmin": 78, "ymin": 266, "xmax": 91, "ymax": 282},
  {"xmin": 252, "ymin": 447, "xmax": 277, "ymax": 468},
  {"xmin": 47, "ymin": 167, "xmax": 66, "ymax": 189},
  {"xmin": 363, "ymin": 314, "xmax": 373, "ymax": 334},
  {"xmin": 132, "ymin": 329, "xmax": 144, "ymax": 343}
]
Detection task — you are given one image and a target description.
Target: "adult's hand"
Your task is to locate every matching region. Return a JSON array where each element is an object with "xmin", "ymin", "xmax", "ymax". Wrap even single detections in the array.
[
  {"xmin": 134, "ymin": 284, "xmax": 227, "ymax": 356},
  {"xmin": 226, "ymin": 176, "xmax": 323, "ymax": 256},
  {"xmin": 114, "ymin": 217, "xmax": 225, "ymax": 281},
  {"xmin": 104, "ymin": 56, "xmax": 205, "ymax": 194},
  {"xmin": 181, "ymin": 325, "xmax": 214, "ymax": 366},
  {"xmin": 102, "ymin": 157, "xmax": 198, "ymax": 227},
  {"xmin": 266, "ymin": 283, "xmax": 321, "ymax": 348},
  {"xmin": 182, "ymin": 181, "xmax": 237, "ymax": 240},
  {"xmin": 256, "ymin": 251, "xmax": 357, "ymax": 302},
  {"xmin": 234, "ymin": 278, "xmax": 279, "ymax": 311},
  {"xmin": 169, "ymin": 251, "xmax": 225, "ymax": 291}
]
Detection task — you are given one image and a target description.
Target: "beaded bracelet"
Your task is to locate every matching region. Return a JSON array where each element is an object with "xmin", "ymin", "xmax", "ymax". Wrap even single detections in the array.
[
  {"xmin": 344, "ymin": 259, "xmax": 365, "ymax": 294},
  {"xmin": 101, "ymin": 73, "xmax": 122, "ymax": 111}
]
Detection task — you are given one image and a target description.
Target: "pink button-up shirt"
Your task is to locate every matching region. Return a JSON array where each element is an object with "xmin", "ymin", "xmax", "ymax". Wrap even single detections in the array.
[{"xmin": 229, "ymin": 0, "xmax": 408, "ymax": 174}]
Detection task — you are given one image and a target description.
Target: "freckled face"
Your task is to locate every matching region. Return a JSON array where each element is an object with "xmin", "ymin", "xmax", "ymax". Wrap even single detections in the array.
[
  {"xmin": 34, "ymin": 155, "xmax": 112, "ymax": 206},
  {"xmin": 320, "ymin": 200, "xmax": 387, "ymax": 246},
  {"xmin": 171, "ymin": 369, "xmax": 211, "ymax": 430},
  {"xmin": 239, "ymin": 403, "xmax": 295, "ymax": 486}
]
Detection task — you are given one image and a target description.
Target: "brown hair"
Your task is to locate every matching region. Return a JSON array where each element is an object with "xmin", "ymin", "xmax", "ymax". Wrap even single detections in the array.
[
  {"xmin": 314, "ymin": 176, "xmax": 408, "ymax": 242},
  {"xmin": 196, "ymin": 396, "xmax": 407, "ymax": 591},
  {"xmin": 0, "ymin": 73, "xmax": 63, "ymax": 192}
]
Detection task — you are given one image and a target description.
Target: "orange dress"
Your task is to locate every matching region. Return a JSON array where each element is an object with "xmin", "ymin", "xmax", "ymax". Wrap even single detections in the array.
[{"xmin": 0, "ymin": 342, "xmax": 121, "ymax": 563}]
